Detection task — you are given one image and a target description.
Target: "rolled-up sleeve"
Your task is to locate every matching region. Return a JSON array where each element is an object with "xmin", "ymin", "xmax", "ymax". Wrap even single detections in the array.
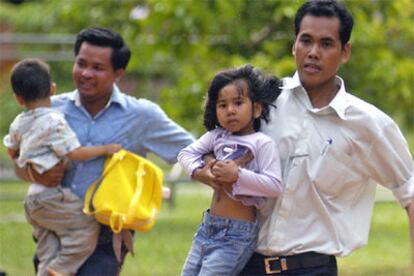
[
  {"xmin": 365, "ymin": 121, "xmax": 414, "ymax": 207},
  {"xmin": 3, "ymin": 119, "xmax": 20, "ymax": 150}
]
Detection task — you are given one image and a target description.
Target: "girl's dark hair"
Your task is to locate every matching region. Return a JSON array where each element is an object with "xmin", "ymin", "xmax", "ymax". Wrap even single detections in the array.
[
  {"xmin": 10, "ymin": 58, "xmax": 51, "ymax": 102},
  {"xmin": 295, "ymin": 0, "xmax": 354, "ymax": 47},
  {"xmin": 203, "ymin": 64, "xmax": 281, "ymax": 131},
  {"xmin": 74, "ymin": 27, "xmax": 131, "ymax": 70}
]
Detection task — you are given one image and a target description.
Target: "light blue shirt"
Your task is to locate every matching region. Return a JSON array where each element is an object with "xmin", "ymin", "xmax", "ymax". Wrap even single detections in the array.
[{"xmin": 52, "ymin": 85, "xmax": 194, "ymax": 199}]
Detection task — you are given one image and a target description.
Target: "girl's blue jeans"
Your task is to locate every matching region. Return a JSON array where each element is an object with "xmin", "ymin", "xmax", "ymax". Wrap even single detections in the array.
[{"xmin": 182, "ymin": 210, "xmax": 258, "ymax": 276}]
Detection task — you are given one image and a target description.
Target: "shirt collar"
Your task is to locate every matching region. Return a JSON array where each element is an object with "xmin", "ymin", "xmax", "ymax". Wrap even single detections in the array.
[
  {"xmin": 281, "ymin": 72, "xmax": 350, "ymax": 120},
  {"xmin": 72, "ymin": 84, "xmax": 127, "ymax": 109}
]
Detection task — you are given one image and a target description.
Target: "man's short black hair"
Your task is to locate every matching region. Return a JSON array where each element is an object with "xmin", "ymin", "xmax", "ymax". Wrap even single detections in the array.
[
  {"xmin": 74, "ymin": 27, "xmax": 131, "ymax": 70},
  {"xmin": 10, "ymin": 58, "xmax": 51, "ymax": 102},
  {"xmin": 295, "ymin": 0, "xmax": 354, "ymax": 47}
]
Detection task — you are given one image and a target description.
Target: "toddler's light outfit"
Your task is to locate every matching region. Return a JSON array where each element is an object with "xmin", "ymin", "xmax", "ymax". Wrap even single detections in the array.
[{"xmin": 3, "ymin": 107, "xmax": 99, "ymax": 276}]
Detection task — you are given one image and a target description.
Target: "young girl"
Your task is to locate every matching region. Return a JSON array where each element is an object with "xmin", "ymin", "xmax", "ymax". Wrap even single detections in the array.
[{"xmin": 178, "ymin": 64, "xmax": 283, "ymax": 275}]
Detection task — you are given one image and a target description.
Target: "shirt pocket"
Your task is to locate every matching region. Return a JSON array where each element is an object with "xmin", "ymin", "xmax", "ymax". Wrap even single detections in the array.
[
  {"xmin": 282, "ymin": 151, "xmax": 310, "ymax": 191},
  {"xmin": 310, "ymin": 146, "xmax": 363, "ymax": 200}
]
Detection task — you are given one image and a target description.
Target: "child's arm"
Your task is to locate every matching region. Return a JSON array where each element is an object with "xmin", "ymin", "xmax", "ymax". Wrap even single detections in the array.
[
  {"xmin": 4, "ymin": 122, "xmax": 21, "ymax": 161},
  {"xmin": 191, "ymin": 159, "xmax": 221, "ymax": 190},
  {"xmin": 178, "ymin": 131, "xmax": 215, "ymax": 175},
  {"xmin": 66, "ymin": 144, "xmax": 122, "ymax": 161},
  {"xmin": 178, "ymin": 131, "xmax": 220, "ymax": 189}
]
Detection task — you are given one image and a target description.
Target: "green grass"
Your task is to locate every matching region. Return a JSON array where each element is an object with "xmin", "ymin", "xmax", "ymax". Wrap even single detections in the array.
[{"xmin": 0, "ymin": 181, "xmax": 411, "ymax": 275}]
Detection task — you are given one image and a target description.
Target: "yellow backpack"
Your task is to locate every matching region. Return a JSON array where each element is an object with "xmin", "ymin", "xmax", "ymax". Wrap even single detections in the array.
[{"xmin": 84, "ymin": 149, "xmax": 163, "ymax": 234}]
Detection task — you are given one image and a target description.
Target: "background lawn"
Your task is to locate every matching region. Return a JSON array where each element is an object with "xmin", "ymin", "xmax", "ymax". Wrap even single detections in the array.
[{"xmin": 0, "ymin": 181, "xmax": 410, "ymax": 275}]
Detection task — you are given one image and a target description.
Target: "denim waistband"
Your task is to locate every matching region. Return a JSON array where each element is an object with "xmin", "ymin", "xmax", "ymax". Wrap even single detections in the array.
[{"xmin": 202, "ymin": 209, "xmax": 258, "ymax": 232}]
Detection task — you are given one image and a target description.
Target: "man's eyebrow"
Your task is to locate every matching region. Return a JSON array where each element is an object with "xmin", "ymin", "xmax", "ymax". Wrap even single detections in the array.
[
  {"xmin": 298, "ymin": 33, "xmax": 312, "ymax": 38},
  {"xmin": 94, "ymin": 62, "xmax": 106, "ymax": 67},
  {"xmin": 299, "ymin": 33, "xmax": 337, "ymax": 41}
]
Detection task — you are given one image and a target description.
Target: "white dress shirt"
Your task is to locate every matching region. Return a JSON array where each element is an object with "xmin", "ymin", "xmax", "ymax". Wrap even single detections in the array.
[{"xmin": 252, "ymin": 72, "xmax": 414, "ymax": 256}]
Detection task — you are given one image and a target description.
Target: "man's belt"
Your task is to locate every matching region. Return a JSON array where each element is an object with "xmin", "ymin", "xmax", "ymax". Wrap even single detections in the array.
[{"xmin": 251, "ymin": 251, "xmax": 334, "ymax": 274}]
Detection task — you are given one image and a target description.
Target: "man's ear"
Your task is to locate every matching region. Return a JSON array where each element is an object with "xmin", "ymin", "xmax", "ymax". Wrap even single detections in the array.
[
  {"xmin": 114, "ymin": 69, "xmax": 125, "ymax": 83},
  {"xmin": 292, "ymin": 40, "xmax": 296, "ymax": 56},
  {"xmin": 50, "ymin": 82, "xmax": 57, "ymax": 96},
  {"xmin": 341, "ymin": 43, "xmax": 351, "ymax": 64},
  {"xmin": 253, "ymin": 102, "xmax": 263, "ymax": 119}
]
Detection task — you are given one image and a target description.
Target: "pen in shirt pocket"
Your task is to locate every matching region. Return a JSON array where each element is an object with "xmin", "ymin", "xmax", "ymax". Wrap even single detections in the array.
[{"xmin": 321, "ymin": 138, "xmax": 333, "ymax": 156}]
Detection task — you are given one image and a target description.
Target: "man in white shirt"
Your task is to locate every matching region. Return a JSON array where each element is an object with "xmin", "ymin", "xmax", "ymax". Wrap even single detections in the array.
[{"xmin": 232, "ymin": 0, "xmax": 414, "ymax": 274}]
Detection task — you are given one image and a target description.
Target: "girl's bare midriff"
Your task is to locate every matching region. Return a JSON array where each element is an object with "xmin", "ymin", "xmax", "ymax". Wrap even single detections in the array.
[{"xmin": 209, "ymin": 187, "xmax": 256, "ymax": 222}]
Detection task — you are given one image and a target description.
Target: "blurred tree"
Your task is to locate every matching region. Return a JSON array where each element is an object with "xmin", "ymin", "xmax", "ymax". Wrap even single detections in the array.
[{"xmin": 0, "ymin": 0, "xmax": 412, "ymax": 137}]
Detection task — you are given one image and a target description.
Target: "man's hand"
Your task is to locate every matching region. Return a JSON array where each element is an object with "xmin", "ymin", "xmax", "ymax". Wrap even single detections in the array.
[
  {"xmin": 7, "ymin": 148, "xmax": 18, "ymax": 160},
  {"xmin": 33, "ymin": 162, "xmax": 66, "ymax": 187},
  {"xmin": 191, "ymin": 159, "xmax": 221, "ymax": 190},
  {"xmin": 14, "ymin": 162, "xmax": 65, "ymax": 187}
]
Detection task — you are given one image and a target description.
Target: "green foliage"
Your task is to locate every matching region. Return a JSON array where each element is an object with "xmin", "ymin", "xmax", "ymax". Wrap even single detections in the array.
[
  {"xmin": 0, "ymin": 0, "xmax": 413, "ymax": 137},
  {"xmin": 343, "ymin": 0, "xmax": 414, "ymax": 130},
  {"xmin": 337, "ymin": 201, "xmax": 410, "ymax": 275}
]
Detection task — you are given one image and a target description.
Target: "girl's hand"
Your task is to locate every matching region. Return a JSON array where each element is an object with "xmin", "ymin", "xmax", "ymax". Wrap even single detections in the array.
[
  {"xmin": 211, "ymin": 160, "xmax": 239, "ymax": 184},
  {"xmin": 192, "ymin": 159, "xmax": 221, "ymax": 190}
]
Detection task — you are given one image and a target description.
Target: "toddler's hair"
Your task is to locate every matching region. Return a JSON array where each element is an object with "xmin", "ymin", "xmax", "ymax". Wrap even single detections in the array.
[
  {"xmin": 203, "ymin": 64, "xmax": 281, "ymax": 131},
  {"xmin": 10, "ymin": 58, "xmax": 51, "ymax": 102}
]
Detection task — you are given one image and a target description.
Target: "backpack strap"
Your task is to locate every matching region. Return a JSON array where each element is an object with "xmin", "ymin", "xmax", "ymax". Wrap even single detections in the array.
[{"xmin": 84, "ymin": 150, "xmax": 126, "ymax": 214}]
